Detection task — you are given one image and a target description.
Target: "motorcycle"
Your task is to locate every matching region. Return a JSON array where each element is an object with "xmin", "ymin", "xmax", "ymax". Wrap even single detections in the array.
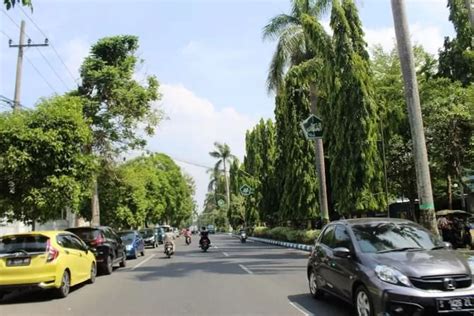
[
  {"xmin": 240, "ymin": 231, "xmax": 247, "ymax": 243},
  {"xmin": 164, "ymin": 241, "xmax": 174, "ymax": 258},
  {"xmin": 200, "ymin": 238, "xmax": 210, "ymax": 252},
  {"xmin": 185, "ymin": 236, "xmax": 191, "ymax": 245}
]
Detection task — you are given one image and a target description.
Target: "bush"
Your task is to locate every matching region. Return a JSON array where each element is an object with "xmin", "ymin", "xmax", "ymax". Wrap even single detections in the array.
[{"xmin": 252, "ymin": 226, "xmax": 320, "ymax": 245}]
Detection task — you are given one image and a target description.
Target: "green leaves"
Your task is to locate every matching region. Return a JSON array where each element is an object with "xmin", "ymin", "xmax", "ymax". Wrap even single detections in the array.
[{"xmin": 0, "ymin": 96, "xmax": 94, "ymax": 225}]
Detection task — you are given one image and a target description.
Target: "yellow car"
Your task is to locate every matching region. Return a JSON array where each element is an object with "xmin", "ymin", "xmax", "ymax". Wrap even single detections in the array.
[{"xmin": 0, "ymin": 231, "xmax": 96, "ymax": 300}]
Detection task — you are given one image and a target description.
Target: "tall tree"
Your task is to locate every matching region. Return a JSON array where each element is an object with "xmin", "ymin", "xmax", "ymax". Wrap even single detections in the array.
[
  {"xmin": 0, "ymin": 96, "xmax": 94, "ymax": 229},
  {"xmin": 438, "ymin": 0, "xmax": 474, "ymax": 86},
  {"xmin": 3, "ymin": 0, "xmax": 31, "ymax": 10},
  {"xmin": 263, "ymin": 0, "xmax": 330, "ymax": 223},
  {"xmin": 209, "ymin": 142, "xmax": 234, "ymax": 216},
  {"xmin": 76, "ymin": 35, "xmax": 161, "ymax": 225}
]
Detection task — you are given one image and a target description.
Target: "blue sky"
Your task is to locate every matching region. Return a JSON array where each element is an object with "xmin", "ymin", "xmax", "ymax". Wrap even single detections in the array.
[{"xmin": 0, "ymin": 0, "xmax": 455, "ymax": 210}]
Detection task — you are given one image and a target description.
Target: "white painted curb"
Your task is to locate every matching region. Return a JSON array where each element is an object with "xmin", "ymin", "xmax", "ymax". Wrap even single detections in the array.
[{"xmin": 233, "ymin": 234, "xmax": 313, "ymax": 252}]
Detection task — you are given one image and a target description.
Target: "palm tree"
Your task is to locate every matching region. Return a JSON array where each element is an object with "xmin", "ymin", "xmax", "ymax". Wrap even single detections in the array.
[
  {"xmin": 209, "ymin": 142, "xmax": 235, "ymax": 212},
  {"xmin": 263, "ymin": 0, "xmax": 331, "ymax": 223}
]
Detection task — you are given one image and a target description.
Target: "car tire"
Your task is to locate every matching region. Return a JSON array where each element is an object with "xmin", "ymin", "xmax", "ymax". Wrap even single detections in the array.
[
  {"xmin": 88, "ymin": 263, "xmax": 97, "ymax": 284},
  {"xmin": 56, "ymin": 270, "xmax": 71, "ymax": 298},
  {"xmin": 103, "ymin": 255, "xmax": 113, "ymax": 275},
  {"xmin": 132, "ymin": 249, "xmax": 138, "ymax": 259},
  {"xmin": 355, "ymin": 285, "xmax": 374, "ymax": 316},
  {"xmin": 119, "ymin": 252, "xmax": 127, "ymax": 268},
  {"xmin": 308, "ymin": 269, "xmax": 323, "ymax": 299},
  {"xmin": 141, "ymin": 249, "xmax": 145, "ymax": 257}
]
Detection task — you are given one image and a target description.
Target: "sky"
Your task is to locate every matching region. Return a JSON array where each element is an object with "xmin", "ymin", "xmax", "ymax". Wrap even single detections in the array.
[{"xmin": 0, "ymin": 0, "xmax": 455, "ymax": 212}]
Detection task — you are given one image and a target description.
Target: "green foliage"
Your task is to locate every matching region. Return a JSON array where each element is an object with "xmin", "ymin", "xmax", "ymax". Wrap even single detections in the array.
[
  {"xmin": 253, "ymin": 226, "xmax": 320, "ymax": 245},
  {"xmin": 438, "ymin": 0, "xmax": 474, "ymax": 86},
  {"xmin": 242, "ymin": 119, "xmax": 278, "ymax": 226},
  {"xmin": 0, "ymin": 96, "xmax": 94, "ymax": 225},
  {"xmin": 275, "ymin": 66, "xmax": 318, "ymax": 223},
  {"xmin": 77, "ymin": 35, "xmax": 162, "ymax": 155},
  {"xmin": 96, "ymin": 153, "xmax": 195, "ymax": 229},
  {"xmin": 4, "ymin": 0, "xmax": 31, "ymax": 10}
]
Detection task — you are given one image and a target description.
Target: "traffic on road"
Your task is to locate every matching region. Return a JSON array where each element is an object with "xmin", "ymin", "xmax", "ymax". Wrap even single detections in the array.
[{"xmin": 2, "ymin": 222, "xmax": 474, "ymax": 315}]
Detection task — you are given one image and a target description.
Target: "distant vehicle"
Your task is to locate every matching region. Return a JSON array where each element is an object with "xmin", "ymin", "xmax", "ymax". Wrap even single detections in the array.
[
  {"xmin": 307, "ymin": 218, "xmax": 474, "ymax": 316},
  {"xmin": 154, "ymin": 226, "xmax": 165, "ymax": 244},
  {"xmin": 173, "ymin": 227, "xmax": 180, "ymax": 238},
  {"xmin": 239, "ymin": 229, "xmax": 247, "ymax": 243},
  {"xmin": 118, "ymin": 230, "xmax": 145, "ymax": 259},
  {"xmin": 207, "ymin": 225, "xmax": 216, "ymax": 234},
  {"xmin": 139, "ymin": 228, "xmax": 158, "ymax": 248},
  {"xmin": 0, "ymin": 231, "xmax": 96, "ymax": 300},
  {"xmin": 66, "ymin": 226, "xmax": 126, "ymax": 275}
]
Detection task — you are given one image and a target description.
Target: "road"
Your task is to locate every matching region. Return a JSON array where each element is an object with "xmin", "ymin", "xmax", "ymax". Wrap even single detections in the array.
[{"xmin": 0, "ymin": 234, "xmax": 351, "ymax": 316}]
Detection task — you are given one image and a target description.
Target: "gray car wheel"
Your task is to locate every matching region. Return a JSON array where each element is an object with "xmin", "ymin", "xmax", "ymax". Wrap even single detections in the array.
[
  {"xmin": 308, "ymin": 269, "xmax": 323, "ymax": 298},
  {"xmin": 88, "ymin": 263, "xmax": 97, "ymax": 284},
  {"xmin": 56, "ymin": 270, "xmax": 70, "ymax": 298},
  {"xmin": 119, "ymin": 251, "xmax": 127, "ymax": 268},
  {"xmin": 355, "ymin": 286, "xmax": 373, "ymax": 316}
]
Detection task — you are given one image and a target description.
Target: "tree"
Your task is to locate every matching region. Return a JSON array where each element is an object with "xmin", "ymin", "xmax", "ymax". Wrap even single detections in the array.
[
  {"xmin": 209, "ymin": 142, "xmax": 234, "ymax": 216},
  {"xmin": 0, "ymin": 96, "xmax": 94, "ymax": 228},
  {"xmin": 438, "ymin": 0, "xmax": 474, "ymax": 86},
  {"xmin": 263, "ymin": 0, "xmax": 330, "ymax": 223},
  {"xmin": 274, "ymin": 66, "xmax": 319, "ymax": 225},
  {"xmin": 4, "ymin": 0, "xmax": 31, "ymax": 10},
  {"xmin": 76, "ymin": 35, "xmax": 162, "ymax": 225}
]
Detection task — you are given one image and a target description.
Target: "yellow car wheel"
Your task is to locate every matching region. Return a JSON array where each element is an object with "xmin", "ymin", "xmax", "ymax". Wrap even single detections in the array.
[
  {"xmin": 88, "ymin": 263, "xmax": 97, "ymax": 284},
  {"xmin": 55, "ymin": 270, "xmax": 70, "ymax": 298}
]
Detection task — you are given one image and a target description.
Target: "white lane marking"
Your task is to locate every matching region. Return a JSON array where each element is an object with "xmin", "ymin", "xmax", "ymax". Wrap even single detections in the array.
[
  {"xmin": 222, "ymin": 252, "xmax": 229, "ymax": 257},
  {"xmin": 213, "ymin": 245, "xmax": 219, "ymax": 249},
  {"xmin": 239, "ymin": 264, "xmax": 253, "ymax": 275},
  {"xmin": 289, "ymin": 302, "xmax": 312, "ymax": 316},
  {"xmin": 131, "ymin": 254, "xmax": 156, "ymax": 271}
]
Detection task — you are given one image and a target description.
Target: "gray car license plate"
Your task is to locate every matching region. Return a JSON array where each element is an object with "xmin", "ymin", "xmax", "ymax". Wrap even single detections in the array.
[{"xmin": 437, "ymin": 296, "xmax": 474, "ymax": 312}]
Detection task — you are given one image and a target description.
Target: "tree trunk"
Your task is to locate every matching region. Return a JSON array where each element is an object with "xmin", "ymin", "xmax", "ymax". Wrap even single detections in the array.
[
  {"xmin": 223, "ymin": 159, "xmax": 231, "ymax": 215},
  {"xmin": 391, "ymin": 0, "xmax": 439, "ymax": 236},
  {"xmin": 447, "ymin": 174, "xmax": 453, "ymax": 210},
  {"xmin": 309, "ymin": 83, "xmax": 329, "ymax": 225},
  {"xmin": 91, "ymin": 176, "xmax": 100, "ymax": 226}
]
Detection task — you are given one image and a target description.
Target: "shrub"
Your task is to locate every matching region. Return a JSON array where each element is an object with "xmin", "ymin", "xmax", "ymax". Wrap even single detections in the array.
[{"xmin": 252, "ymin": 226, "xmax": 320, "ymax": 245}]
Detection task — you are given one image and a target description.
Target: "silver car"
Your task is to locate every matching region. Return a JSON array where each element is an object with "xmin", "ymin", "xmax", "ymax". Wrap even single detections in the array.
[{"xmin": 307, "ymin": 218, "xmax": 474, "ymax": 316}]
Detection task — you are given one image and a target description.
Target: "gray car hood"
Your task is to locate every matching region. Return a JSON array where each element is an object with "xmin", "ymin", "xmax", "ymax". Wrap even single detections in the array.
[{"xmin": 367, "ymin": 250, "xmax": 470, "ymax": 277}]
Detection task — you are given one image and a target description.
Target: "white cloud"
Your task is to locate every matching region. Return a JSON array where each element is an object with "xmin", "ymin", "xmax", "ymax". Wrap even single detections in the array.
[
  {"xmin": 61, "ymin": 38, "xmax": 90, "ymax": 82},
  {"xmin": 145, "ymin": 84, "xmax": 256, "ymax": 211},
  {"xmin": 364, "ymin": 23, "xmax": 444, "ymax": 55}
]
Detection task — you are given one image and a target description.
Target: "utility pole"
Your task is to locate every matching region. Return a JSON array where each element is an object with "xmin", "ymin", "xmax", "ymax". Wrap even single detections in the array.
[
  {"xmin": 8, "ymin": 20, "xmax": 49, "ymax": 111},
  {"xmin": 390, "ymin": 0, "xmax": 439, "ymax": 236},
  {"xmin": 467, "ymin": 0, "xmax": 474, "ymax": 29}
]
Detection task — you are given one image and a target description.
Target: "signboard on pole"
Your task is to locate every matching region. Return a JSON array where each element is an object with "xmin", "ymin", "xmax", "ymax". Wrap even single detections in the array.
[
  {"xmin": 300, "ymin": 114, "xmax": 323, "ymax": 140},
  {"xmin": 240, "ymin": 184, "xmax": 253, "ymax": 196}
]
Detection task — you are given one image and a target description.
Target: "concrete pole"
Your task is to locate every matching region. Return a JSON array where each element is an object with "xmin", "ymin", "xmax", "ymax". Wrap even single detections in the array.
[
  {"xmin": 390, "ymin": 0, "xmax": 439, "ymax": 236},
  {"xmin": 13, "ymin": 20, "xmax": 25, "ymax": 111}
]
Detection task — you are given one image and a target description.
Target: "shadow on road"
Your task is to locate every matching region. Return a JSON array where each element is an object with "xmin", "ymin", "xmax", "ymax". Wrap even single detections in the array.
[
  {"xmin": 288, "ymin": 293, "xmax": 352, "ymax": 316},
  {"xmin": 0, "ymin": 283, "xmax": 87, "ymax": 305}
]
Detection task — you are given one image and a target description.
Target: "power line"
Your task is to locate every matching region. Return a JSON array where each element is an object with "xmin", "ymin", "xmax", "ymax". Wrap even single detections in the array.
[
  {"xmin": 2, "ymin": 10, "xmax": 71, "ymax": 92},
  {"xmin": 19, "ymin": 6, "xmax": 79, "ymax": 87},
  {"xmin": 24, "ymin": 55, "xmax": 58, "ymax": 94}
]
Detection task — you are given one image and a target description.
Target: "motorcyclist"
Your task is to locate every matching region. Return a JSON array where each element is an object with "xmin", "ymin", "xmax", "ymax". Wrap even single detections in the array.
[
  {"xmin": 184, "ymin": 228, "xmax": 192, "ymax": 243},
  {"xmin": 199, "ymin": 226, "xmax": 210, "ymax": 247},
  {"xmin": 163, "ymin": 226, "xmax": 175, "ymax": 253}
]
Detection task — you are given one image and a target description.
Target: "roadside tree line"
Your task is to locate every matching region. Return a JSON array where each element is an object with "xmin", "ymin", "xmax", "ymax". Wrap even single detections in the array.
[{"xmin": 0, "ymin": 35, "xmax": 195, "ymax": 229}]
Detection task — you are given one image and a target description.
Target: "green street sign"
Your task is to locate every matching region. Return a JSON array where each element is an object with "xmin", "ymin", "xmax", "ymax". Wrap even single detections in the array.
[
  {"xmin": 300, "ymin": 114, "xmax": 323, "ymax": 140},
  {"xmin": 240, "ymin": 184, "xmax": 253, "ymax": 196},
  {"xmin": 217, "ymin": 199, "xmax": 226, "ymax": 207}
]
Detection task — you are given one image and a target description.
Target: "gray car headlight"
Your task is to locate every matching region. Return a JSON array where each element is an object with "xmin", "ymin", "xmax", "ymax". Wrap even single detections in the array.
[{"xmin": 375, "ymin": 265, "xmax": 411, "ymax": 287}]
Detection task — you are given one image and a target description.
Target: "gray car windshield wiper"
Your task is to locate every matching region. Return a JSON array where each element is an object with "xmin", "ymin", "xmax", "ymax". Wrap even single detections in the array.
[
  {"xmin": 377, "ymin": 247, "xmax": 423, "ymax": 253},
  {"xmin": 430, "ymin": 245, "xmax": 446, "ymax": 250}
]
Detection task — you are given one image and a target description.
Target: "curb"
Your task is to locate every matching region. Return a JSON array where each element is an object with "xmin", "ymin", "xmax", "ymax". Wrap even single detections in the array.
[{"xmin": 232, "ymin": 234, "xmax": 313, "ymax": 252}]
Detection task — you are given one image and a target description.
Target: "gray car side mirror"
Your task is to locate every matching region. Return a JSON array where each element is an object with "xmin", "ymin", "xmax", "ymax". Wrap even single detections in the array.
[{"xmin": 333, "ymin": 247, "xmax": 352, "ymax": 258}]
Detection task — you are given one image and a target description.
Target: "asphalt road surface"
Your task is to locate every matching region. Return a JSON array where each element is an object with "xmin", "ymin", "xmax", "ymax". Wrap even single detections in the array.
[{"xmin": 0, "ymin": 234, "xmax": 352, "ymax": 316}]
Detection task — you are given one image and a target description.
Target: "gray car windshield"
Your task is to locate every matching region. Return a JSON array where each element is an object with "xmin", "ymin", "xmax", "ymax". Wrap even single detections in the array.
[
  {"xmin": 118, "ymin": 232, "xmax": 135, "ymax": 241},
  {"xmin": 351, "ymin": 223, "xmax": 440, "ymax": 253}
]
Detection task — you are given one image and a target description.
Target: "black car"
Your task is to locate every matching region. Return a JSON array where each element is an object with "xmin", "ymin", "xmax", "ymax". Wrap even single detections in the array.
[
  {"xmin": 66, "ymin": 226, "xmax": 126, "ymax": 275},
  {"xmin": 139, "ymin": 228, "xmax": 158, "ymax": 248},
  {"xmin": 307, "ymin": 218, "xmax": 474, "ymax": 316}
]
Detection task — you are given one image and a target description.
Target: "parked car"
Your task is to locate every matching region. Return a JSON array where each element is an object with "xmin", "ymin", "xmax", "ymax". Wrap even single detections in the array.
[
  {"xmin": 66, "ymin": 226, "xmax": 126, "ymax": 275},
  {"xmin": 155, "ymin": 226, "xmax": 165, "ymax": 244},
  {"xmin": 307, "ymin": 218, "xmax": 474, "ymax": 316},
  {"xmin": 139, "ymin": 228, "xmax": 158, "ymax": 248},
  {"xmin": 0, "ymin": 231, "xmax": 96, "ymax": 300},
  {"xmin": 207, "ymin": 224, "xmax": 216, "ymax": 234},
  {"xmin": 118, "ymin": 230, "xmax": 145, "ymax": 259}
]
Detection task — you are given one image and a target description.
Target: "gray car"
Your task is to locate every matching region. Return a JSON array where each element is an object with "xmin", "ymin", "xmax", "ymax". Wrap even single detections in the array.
[{"xmin": 307, "ymin": 218, "xmax": 474, "ymax": 316}]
